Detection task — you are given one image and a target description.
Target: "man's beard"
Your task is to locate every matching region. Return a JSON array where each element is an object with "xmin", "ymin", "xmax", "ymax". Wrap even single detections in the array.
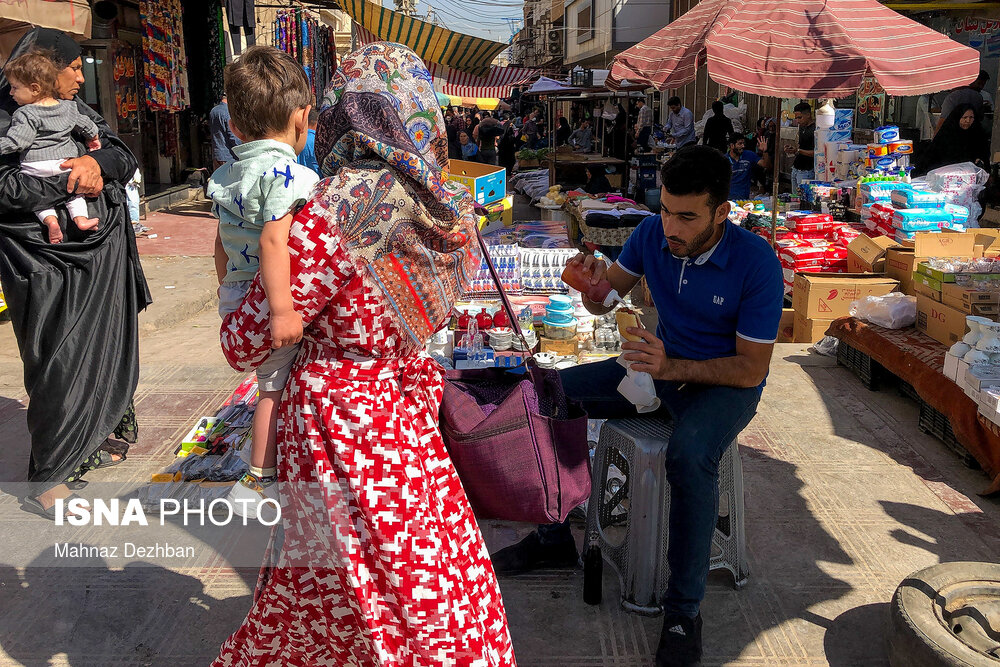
[{"xmin": 667, "ymin": 219, "xmax": 717, "ymax": 258}]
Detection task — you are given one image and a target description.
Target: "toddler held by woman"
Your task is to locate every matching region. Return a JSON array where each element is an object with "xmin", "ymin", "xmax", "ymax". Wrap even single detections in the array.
[{"xmin": 0, "ymin": 50, "xmax": 100, "ymax": 243}]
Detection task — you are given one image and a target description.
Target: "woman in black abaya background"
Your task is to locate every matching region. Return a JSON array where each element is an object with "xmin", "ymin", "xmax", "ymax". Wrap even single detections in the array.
[{"xmin": 0, "ymin": 28, "xmax": 150, "ymax": 518}]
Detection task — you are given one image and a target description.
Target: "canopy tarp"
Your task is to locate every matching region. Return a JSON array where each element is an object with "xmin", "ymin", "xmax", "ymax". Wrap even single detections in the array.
[
  {"xmin": 608, "ymin": 0, "xmax": 981, "ymax": 97},
  {"xmin": 342, "ymin": 0, "xmax": 507, "ymax": 75},
  {"xmin": 355, "ymin": 25, "xmax": 536, "ymax": 97},
  {"xmin": 0, "ymin": 0, "xmax": 91, "ymax": 61}
]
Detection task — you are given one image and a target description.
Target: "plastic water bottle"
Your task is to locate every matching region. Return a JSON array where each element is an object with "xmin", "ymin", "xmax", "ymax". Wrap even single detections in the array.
[{"xmin": 816, "ymin": 99, "xmax": 836, "ymax": 129}]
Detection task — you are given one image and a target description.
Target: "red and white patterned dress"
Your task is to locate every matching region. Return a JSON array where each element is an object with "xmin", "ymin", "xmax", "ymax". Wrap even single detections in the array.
[{"xmin": 211, "ymin": 200, "xmax": 516, "ymax": 666}]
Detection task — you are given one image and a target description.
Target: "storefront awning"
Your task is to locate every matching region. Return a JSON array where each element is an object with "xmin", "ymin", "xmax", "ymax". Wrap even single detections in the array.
[
  {"xmin": 355, "ymin": 25, "xmax": 535, "ymax": 98},
  {"xmin": 0, "ymin": 0, "xmax": 91, "ymax": 61},
  {"xmin": 341, "ymin": 0, "xmax": 508, "ymax": 75}
]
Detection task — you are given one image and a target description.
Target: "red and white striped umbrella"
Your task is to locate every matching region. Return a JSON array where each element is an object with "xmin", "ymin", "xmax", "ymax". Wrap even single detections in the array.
[{"xmin": 608, "ymin": 0, "xmax": 980, "ymax": 97}]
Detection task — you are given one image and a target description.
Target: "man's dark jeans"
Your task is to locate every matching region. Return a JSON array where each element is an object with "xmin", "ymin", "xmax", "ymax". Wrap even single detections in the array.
[{"xmin": 545, "ymin": 359, "xmax": 760, "ymax": 618}]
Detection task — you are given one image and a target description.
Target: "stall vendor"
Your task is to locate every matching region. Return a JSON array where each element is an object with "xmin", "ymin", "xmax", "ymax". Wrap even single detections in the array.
[
  {"xmin": 568, "ymin": 119, "xmax": 593, "ymax": 152},
  {"xmin": 727, "ymin": 133, "xmax": 760, "ymax": 200},
  {"xmin": 664, "ymin": 96, "xmax": 696, "ymax": 148},
  {"xmin": 492, "ymin": 145, "xmax": 783, "ymax": 667}
]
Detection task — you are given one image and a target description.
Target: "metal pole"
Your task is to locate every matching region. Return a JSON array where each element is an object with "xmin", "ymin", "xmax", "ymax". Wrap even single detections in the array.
[{"xmin": 770, "ymin": 98, "xmax": 780, "ymax": 249}]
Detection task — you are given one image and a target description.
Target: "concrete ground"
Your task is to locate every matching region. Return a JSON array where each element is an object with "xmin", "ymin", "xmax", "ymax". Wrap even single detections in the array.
[{"xmin": 0, "ymin": 200, "xmax": 998, "ymax": 666}]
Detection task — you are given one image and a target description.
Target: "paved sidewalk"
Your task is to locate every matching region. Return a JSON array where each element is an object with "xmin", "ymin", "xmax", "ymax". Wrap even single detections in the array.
[{"xmin": 0, "ymin": 257, "xmax": 998, "ymax": 664}]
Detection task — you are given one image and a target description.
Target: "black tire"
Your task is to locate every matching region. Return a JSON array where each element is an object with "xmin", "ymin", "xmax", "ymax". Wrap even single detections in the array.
[{"xmin": 889, "ymin": 561, "xmax": 1000, "ymax": 667}]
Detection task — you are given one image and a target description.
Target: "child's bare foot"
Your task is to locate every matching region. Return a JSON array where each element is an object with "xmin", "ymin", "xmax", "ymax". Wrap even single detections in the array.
[
  {"xmin": 73, "ymin": 216, "xmax": 99, "ymax": 231},
  {"xmin": 43, "ymin": 217, "xmax": 62, "ymax": 244}
]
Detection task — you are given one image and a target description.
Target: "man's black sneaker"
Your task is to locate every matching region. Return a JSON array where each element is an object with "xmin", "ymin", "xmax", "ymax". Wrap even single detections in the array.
[
  {"xmin": 655, "ymin": 612, "xmax": 703, "ymax": 666},
  {"xmin": 489, "ymin": 531, "xmax": 579, "ymax": 576}
]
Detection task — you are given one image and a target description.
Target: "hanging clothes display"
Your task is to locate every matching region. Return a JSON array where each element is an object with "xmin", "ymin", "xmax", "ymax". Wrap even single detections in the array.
[
  {"xmin": 226, "ymin": 0, "xmax": 257, "ymax": 55},
  {"xmin": 273, "ymin": 9, "xmax": 337, "ymax": 106},
  {"xmin": 140, "ymin": 0, "xmax": 190, "ymax": 111}
]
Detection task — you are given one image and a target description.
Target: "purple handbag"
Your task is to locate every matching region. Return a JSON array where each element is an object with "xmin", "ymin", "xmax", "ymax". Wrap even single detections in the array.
[{"xmin": 440, "ymin": 227, "xmax": 591, "ymax": 524}]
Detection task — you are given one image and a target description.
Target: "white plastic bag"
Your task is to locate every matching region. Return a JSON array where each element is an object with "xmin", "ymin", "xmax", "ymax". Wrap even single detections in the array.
[
  {"xmin": 849, "ymin": 292, "xmax": 917, "ymax": 329},
  {"xmin": 811, "ymin": 336, "xmax": 839, "ymax": 357}
]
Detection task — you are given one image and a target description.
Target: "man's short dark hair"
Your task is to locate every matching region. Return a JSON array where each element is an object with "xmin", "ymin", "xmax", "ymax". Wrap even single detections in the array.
[
  {"xmin": 793, "ymin": 102, "xmax": 812, "ymax": 114},
  {"xmin": 308, "ymin": 108, "xmax": 319, "ymax": 123},
  {"xmin": 979, "ymin": 69, "xmax": 990, "ymax": 82},
  {"xmin": 660, "ymin": 145, "xmax": 731, "ymax": 211},
  {"xmin": 728, "ymin": 131, "xmax": 744, "ymax": 145},
  {"xmin": 668, "ymin": 96, "xmax": 681, "ymax": 106}
]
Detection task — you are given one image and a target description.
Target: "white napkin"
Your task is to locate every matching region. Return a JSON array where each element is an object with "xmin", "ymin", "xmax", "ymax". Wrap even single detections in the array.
[{"xmin": 616, "ymin": 353, "xmax": 661, "ymax": 413}]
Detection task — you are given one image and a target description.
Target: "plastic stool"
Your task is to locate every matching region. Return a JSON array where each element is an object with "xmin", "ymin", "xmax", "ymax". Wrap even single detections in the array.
[{"xmin": 584, "ymin": 417, "xmax": 749, "ymax": 615}]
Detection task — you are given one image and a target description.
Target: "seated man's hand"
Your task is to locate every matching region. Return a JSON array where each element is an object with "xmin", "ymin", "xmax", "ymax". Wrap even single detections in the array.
[
  {"xmin": 622, "ymin": 327, "xmax": 671, "ymax": 380},
  {"xmin": 270, "ymin": 310, "xmax": 304, "ymax": 349},
  {"xmin": 566, "ymin": 252, "xmax": 608, "ymax": 286}
]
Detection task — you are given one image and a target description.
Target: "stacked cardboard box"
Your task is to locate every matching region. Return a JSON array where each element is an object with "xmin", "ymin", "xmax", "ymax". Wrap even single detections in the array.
[
  {"xmin": 791, "ymin": 273, "xmax": 899, "ymax": 342},
  {"xmin": 886, "ymin": 232, "xmax": 979, "ymax": 297},
  {"xmin": 846, "ymin": 234, "xmax": 899, "ymax": 273}
]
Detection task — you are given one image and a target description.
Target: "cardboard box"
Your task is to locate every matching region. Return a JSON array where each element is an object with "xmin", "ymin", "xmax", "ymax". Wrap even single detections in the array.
[
  {"xmin": 916, "ymin": 262, "xmax": 959, "ymax": 284},
  {"xmin": 915, "ymin": 293, "xmax": 969, "ymax": 345},
  {"xmin": 846, "ymin": 235, "xmax": 898, "ymax": 273},
  {"xmin": 943, "ymin": 352, "xmax": 961, "ymax": 381},
  {"xmin": 540, "ymin": 336, "xmax": 579, "ymax": 356},
  {"xmin": 940, "ymin": 283, "xmax": 1000, "ymax": 314},
  {"xmin": 912, "ymin": 279, "xmax": 942, "ymax": 301},
  {"xmin": 912, "ymin": 271, "xmax": 942, "ymax": 297},
  {"xmin": 885, "ymin": 248, "xmax": 923, "ymax": 296},
  {"xmin": 792, "ymin": 273, "xmax": 899, "ymax": 319},
  {"xmin": 979, "ymin": 386, "xmax": 1000, "ymax": 414},
  {"xmin": 793, "ymin": 314, "xmax": 832, "ymax": 343},
  {"xmin": 913, "ymin": 231, "xmax": 978, "ymax": 258},
  {"xmin": 478, "ymin": 195, "xmax": 514, "ymax": 235},
  {"xmin": 964, "ymin": 364, "xmax": 1000, "ymax": 392},
  {"xmin": 777, "ymin": 308, "xmax": 795, "ymax": 343},
  {"xmin": 979, "ymin": 401, "xmax": 1000, "ymax": 426},
  {"xmin": 447, "ymin": 160, "xmax": 506, "ymax": 205}
]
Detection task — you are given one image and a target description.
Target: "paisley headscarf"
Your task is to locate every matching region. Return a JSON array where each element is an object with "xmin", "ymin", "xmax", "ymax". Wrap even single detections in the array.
[{"xmin": 310, "ymin": 42, "xmax": 481, "ymax": 346}]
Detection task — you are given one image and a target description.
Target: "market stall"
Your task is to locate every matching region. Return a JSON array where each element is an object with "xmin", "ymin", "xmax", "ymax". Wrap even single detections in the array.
[
  {"xmin": 606, "ymin": 0, "xmax": 982, "ymax": 248},
  {"xmin": 828, "ymin": 318, "xmax": 1000, "ymax": 496}
]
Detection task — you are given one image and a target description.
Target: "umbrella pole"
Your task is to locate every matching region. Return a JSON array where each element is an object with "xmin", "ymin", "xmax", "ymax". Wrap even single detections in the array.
[{"xmin": 770, "ymin": 101, "xmax": 780, "ymax": 249}]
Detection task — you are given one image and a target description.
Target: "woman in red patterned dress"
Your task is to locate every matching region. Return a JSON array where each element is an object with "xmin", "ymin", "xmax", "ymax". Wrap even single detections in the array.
[{"xmin": 212, "ymin": 43, "xmax": 516, "ymax": 666}]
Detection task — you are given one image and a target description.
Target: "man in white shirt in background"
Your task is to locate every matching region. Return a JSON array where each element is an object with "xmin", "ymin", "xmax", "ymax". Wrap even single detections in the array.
[{"xmin": 664, "ymin": 96, "xmax": 696, "ymax": 148}]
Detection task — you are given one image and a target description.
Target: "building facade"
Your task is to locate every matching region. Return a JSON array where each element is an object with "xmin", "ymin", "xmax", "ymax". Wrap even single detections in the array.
[{"xmin": 563, "ymin": 0, "xmax": 670, "ymax": 68}]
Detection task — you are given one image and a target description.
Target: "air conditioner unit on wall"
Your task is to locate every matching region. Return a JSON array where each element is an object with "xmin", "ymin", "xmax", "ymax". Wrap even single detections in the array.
[
  {"xmin": 548, "ymin": 29, "xmax": 560, "ymax": 42},
  {"xmin": 549, "ymin": 43, "xmax": 561, "ymax": 54}
]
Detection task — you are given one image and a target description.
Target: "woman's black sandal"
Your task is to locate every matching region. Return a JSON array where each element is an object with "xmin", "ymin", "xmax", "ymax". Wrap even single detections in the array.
[{"xmin": 22, "ymin": 493, "xmax": 83, "ymax": 521}]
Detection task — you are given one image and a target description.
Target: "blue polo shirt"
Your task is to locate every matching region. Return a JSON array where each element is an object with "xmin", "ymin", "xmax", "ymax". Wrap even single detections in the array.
[
  {"xmin": 728, "ymin": 149, "xmax": 760, "ymax": 200},
  {"xmin": 616, "ymin": 216, "xmax": 783, "ymax": 385}
]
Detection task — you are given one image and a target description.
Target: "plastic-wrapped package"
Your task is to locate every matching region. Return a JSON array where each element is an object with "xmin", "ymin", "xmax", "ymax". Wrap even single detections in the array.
[
  {"xmin": 891, "ymin": 208, "xmax": 953, "ymax": 231},
  {"xmin": 943, "ymin": 203, "xmax": 970, "ymax": 225},
  {"xmin": 849, "ymin": 293, "xmax": 917, "ymax": 329},
  {"xmin": 925, "ymin": 162, "xmax": 989, "ymax": 226},
  {"xmin": 890, "ymin": 188, "xmax": 947, "ymax": 209}
]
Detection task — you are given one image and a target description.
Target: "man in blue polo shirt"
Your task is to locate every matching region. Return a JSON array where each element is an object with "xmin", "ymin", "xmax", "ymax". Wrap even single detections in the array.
[
  {"xmin": 727, "ymin": 132, "xmax": 760, "ymax": 201},
  {"xmin": 491, "ymin": 145, "xmax": 783, "ymax": 666}
]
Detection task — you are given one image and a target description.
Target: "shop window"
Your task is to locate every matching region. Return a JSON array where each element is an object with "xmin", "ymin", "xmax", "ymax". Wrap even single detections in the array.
[
  {"xmin": 80, "ymin": 48, "xmax": 102, "ymax": 116},
  {"xmin": 577, "ymin": 3, "xmax": 593, "ymax": 44}
]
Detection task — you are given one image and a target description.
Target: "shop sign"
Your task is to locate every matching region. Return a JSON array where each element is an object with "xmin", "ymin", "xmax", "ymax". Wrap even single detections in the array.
[
  {"xmin": 111, "ymin": 41, "xmax": 140, "ymax": 135},
  {"xmin": 856, "ymin": 75, "xmax": 885, "ymax": 128},
  {"xmin": 953, "ymin": 18, "xmax": 1000, "ymax": 55},
  {"xmin": 954, "ymin": 18, "xmax": 1000, "ymax": 37}
]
